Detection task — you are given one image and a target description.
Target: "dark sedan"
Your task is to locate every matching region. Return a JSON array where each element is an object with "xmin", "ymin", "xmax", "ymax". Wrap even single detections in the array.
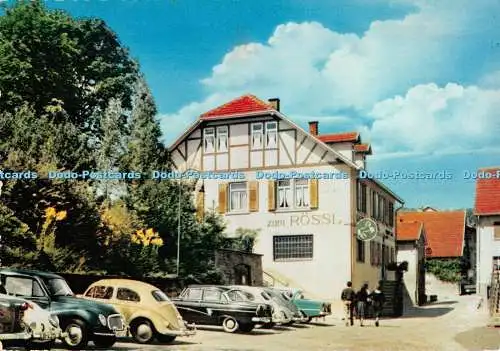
[{"xmin": 172, "ymin": 285, "xmax": 273, "ymax": 333}]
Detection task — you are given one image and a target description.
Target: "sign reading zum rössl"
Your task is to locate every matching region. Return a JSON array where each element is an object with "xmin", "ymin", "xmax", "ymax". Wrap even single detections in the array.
[{"xmin": 356, "ymin": 218, "xmax": 378, "ymax": 241}]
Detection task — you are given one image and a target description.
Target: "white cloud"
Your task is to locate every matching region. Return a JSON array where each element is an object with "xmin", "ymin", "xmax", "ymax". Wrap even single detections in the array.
[
  {"xmin": 368, "ymin": 83, "xmax": 500, "ymax": 155},
  {"xmin": 160, "ymin": 0, "xmax": 500, "ymax": 155}
]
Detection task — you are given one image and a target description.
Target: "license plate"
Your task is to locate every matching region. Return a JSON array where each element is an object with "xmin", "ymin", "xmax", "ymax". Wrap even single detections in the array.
[{"xmin": 114, "ymin": 329, "xmax": 128, "ymax": 338}]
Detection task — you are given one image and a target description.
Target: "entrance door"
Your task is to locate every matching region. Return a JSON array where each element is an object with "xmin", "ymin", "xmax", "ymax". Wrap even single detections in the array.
[{"xmin": 234, "ymin": 264, "xmax": 251, "ymax": 285}]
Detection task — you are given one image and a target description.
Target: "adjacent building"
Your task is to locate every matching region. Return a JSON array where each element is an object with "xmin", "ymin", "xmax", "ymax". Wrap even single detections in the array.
[
  {"xmin": 474, "ymin": 167, "xmax": 500, "ymax": 297},
  {"xmin": 168, "ymin": 95, "xmax": 403, "ymax": 300},
  {"xmin": 397, "ymin": 210, "xmax": 471, "ymax": 260},
  {"xmin": 396, "ymin": 220, "xmax": 426, "ymax": 306}
]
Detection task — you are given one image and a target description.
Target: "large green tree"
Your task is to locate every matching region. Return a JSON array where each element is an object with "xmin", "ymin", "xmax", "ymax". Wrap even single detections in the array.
[{"xmin": 0, "ymin": 0, "xmax": 138, "ymax": 134}]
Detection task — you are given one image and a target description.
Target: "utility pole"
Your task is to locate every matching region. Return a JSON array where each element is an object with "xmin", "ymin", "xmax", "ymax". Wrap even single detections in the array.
[{"xmin": 176, "ymin": 178, "xmax": 181, "ymax": 277}]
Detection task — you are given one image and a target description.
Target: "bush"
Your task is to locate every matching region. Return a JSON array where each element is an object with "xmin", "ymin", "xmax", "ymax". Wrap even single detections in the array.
[{"xmin": 425, "ymin": 258, "xmax": 461, "ymax": 282}]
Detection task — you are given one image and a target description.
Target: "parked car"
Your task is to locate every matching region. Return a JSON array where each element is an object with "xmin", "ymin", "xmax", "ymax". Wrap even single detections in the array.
[
  {"xmin": 0, "ymin": 268, "xmax": 126, "ymax": 349},
  {"xmin": 262, "ymin": 287, "xmax": 308, "ymax": 324},
  {"xmin": 0, "ymin": 289, "xmax": 63, "ymax": 350},
  {"xmin": 173, "ymin": 285, "xmax": 273, "ymax": 333},
  {"xmin": 274, "ymin": 288, "xmax": 331, "ymax": 322},
  {"xmin": 81, "ymin": 279, "xmax": 196, "ymax": 344},
  {"xmin": 229, "ymin": 285, "xmax": 294, "ymax": 328}
]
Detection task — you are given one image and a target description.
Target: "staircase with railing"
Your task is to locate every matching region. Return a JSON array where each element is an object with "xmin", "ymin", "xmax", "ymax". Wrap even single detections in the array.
[
  {"xmin": 488, "ymin": 260, "xmax": 500, "ymax": 326},
  {"xmin": 263, "ymin": 271, "xmax": 290, "ymax": 288}
]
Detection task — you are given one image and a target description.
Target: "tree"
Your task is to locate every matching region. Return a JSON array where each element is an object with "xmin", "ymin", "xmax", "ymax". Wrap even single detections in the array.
[
  {"xmin": 0, "ymin": 0, "xmax": 138, "ymax": 134},
  {"xmin": 95, "ymin": 98, "xmax": 127, "ymax": 200},
  {"xmin": 122, "ymin": 77, "xmax": 168, "ymax": 175}
]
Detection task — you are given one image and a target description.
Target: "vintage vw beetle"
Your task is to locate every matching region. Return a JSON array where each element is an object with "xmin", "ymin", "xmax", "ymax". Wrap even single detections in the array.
[
  {"xmin": 0, "ymin": 268, "xmax": 126, "ymax": 349},
  {"xmin": 81, "ymin": 279, "xmax": 195, "ymax": 344},
  {"xmin": 173, "ymin": 285, "xmax": 273, "ymax": 333}
]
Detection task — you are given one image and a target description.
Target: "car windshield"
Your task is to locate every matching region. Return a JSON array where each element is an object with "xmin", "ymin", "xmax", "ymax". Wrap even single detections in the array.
[
  {"xmin": 151, "ymin": 290, "xmax": 171, "ymax": 302},
  {"xmin": 44, "ymin": 278, "xmax": 73, "ymax": 296}
]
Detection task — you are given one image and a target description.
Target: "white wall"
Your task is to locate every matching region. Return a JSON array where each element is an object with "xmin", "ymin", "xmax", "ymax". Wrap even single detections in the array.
[
  {"xmin": 204, "ymin": 164, "xmax": 352, "ymax": 300},
  {"xmin": 477, "ymin": 215, "xmax": 500, "ymax": 296},
  {"xmin": 397, "ymin": 242, "xmax": 418, "ymax": 305}
]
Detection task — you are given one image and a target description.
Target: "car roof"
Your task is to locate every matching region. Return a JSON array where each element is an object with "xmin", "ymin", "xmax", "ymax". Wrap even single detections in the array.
[
  {"xmin": 88, "ymin": 279, "xmax": 161, "ymax": 293},
  {"xmin": 0, "ymin": 268, "xmax": 62, "ymax": 280},
  {"xmin": 186, "ymin": 285, "xmax": 231, "ymax": 291}
]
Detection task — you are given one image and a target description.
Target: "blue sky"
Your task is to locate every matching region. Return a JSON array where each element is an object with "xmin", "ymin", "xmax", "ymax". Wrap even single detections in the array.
[{"xmin": 27, "ymin": 0, "xmax": 500, "ymax": 209}]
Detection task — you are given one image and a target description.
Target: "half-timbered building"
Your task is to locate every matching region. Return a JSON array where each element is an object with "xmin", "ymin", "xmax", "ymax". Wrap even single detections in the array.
[{"xmin": 169, "ymin": 95, "xmax": 403, "ymax": 300}]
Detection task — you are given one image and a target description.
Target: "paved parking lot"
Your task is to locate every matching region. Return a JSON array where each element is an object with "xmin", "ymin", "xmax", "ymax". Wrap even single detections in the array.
[{"xmin": 46, "ymin": 294, "xmax": 499, "ymax": 351}]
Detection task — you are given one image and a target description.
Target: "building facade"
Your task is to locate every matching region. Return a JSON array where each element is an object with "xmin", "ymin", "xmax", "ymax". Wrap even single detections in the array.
[
  {"xmin": 474, "ymin": 167, "xmax": 500, "ymax": 297},
  {"xmin": 396, "ymin": 220, "xmax": 426, "ymax": 306},
  {"xmin": 169, "ymin": 95, "xmax": 403, "ymax": 300}
]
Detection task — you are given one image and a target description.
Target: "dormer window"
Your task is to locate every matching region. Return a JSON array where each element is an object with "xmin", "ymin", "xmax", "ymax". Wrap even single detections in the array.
[
  {"xmin": 251, "ymin": 123, "xmax": 263, "ymax": 150},
  {"xmin": 217, "ymin": 126, "xmax": 228, "ymax": 152},
  {"xmin": 265, "ymin": 121, "xmax": 277, "ymax": 149},
  {"xmin": 204, "ymin": 128, "xmax": 215, "ymax": 153}
]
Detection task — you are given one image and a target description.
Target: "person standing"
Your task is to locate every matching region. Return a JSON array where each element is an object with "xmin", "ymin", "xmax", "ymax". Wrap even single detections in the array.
[
  {"xmin": 369, "ymin": 281, "xmax": 385, "ymax": 327},
  {"xmin": 356, "ymin": 283, "xmax": 370, "ymax": 326},
  {"xmin": 341, "ymin": 281, "xmax": 356, "ymax": 326}
]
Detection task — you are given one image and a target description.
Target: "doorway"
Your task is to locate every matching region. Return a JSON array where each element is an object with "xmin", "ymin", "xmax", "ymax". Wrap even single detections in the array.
[{"xmin": 234, "ymin": 264, "xmax": 251, "ymax": 285}]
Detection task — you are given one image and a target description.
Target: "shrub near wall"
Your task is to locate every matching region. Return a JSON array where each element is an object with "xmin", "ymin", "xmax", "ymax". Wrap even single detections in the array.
[{"xmin": 425, "ymin": 258, "xmax": 461, "ymax": 282}]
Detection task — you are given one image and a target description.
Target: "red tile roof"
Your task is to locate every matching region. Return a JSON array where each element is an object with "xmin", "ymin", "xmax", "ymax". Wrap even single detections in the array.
[
  {"xmin": 200, "ymin": 94, "xmax": 274, "ymax": 120},
  {"xmin": 354, "ymin": 143, "xmax": 371, "ymax": 153},
  {"xmin": 474, "ymin": 167, "xmax": 500, "ymax": 215},
  {"xmin": 396, "ymin": 221, "xmax": 423, "ymax": 241},
  {"xmin": 396, "ymin": 211, "xmax": 465, "ymax": 258},
  {"xmin": 317, "ymin": 132, "xmax": 359, "ymax": 143}
]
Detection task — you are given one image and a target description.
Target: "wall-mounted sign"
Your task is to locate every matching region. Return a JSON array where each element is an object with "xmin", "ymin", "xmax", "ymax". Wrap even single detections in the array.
[
  {"xmin": 267, "ymin": 213, "xmax": 338, "ymax": 228},
  {"xmin": 356, "ymin": 218, "xmax": 378, "ymax": 241}
]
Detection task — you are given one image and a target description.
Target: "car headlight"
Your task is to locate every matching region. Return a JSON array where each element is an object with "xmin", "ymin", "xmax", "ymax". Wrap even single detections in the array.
[
  {"xmin": 98, "ymin": 314, "xmax": 107, "ymax": 326},
  {"xmin": 49, "ymin": 315, "xmax": 59, "ymax": 327}
]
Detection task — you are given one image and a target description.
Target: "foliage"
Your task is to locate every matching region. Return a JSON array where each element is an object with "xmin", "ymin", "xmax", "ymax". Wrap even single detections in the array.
[
  {"xmin": 0, "ymin": 0, "xmax": 138, "ymax": 133},
  {"xmin": 0, "ymin": 0, "xmax": 229, "ymax": 282},
  {"xmin": 231, "ymin": 228, "xmax": 260, "ymax": 253},
  {"xmin": 425, "ymin": 258, "xmax": 462, "ymax": 283}
]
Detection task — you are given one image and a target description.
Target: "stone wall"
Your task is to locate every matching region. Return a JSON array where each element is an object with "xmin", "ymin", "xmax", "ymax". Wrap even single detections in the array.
[{"xmin": 215, "ymin": 249, "xmax": 263, "ymax": 286}]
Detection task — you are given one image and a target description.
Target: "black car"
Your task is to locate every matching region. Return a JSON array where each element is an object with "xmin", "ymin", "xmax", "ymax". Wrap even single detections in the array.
[
  {"xmin": 172, "ymin": 285, "xmax": 273, "ymax": 333},
  {"xmin": 0, "ymin": 268, "xmax": 126, "ymax": 349}
]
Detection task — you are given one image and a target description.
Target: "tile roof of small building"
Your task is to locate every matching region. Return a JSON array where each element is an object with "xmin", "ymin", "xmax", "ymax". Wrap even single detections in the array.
[
  {"xmin": 396, "ymin": 210, "xmax": 465, "ymax": 258},
  {"xmin": 317, "ymin": 132, "xmax": 360, "ymax": 143},
  {"xmin": 354, "ymin": 143, "xmax": 372, "ymax": 153},
  {"xmin": 199, "ymin": 94, "xmax": 274, "ymax": 120},
  {"xmin": 474, "ymin": 167, "xmax": 500, "ymax": 216},
  {"xmin": 396, "ymin": 221, "xmax": 423, "ymax": 241}
]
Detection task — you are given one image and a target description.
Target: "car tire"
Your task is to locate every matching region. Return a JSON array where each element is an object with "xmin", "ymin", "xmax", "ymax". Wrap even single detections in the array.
[
  {"xmin": 221, "ymin": 317, "xmax": 239, "ymax": 333},
  {"xmin": 61, "ymin": 318, "xmax": 89, "ymax": 349},
  {"xmin": 93, "ymin": 335, "xmax": 117, "ymax": 348},
  {"xmin": 156, "ymin": 334, "xmax": 177, "ymax": 343},
  {"xmin": 130, "ymin": 319, "xmax": 156, "ymax": 344},
  {"xmin": 238, "ymin": 323, "xmax": 254, "ymax": 333}
]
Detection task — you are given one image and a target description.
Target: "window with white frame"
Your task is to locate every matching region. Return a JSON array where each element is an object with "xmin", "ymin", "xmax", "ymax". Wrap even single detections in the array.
[
  {"xmin": 229, "ymin": 182, "xmax": 247, "ymax": 212},
  {"xmin": 251, "ymin": 123, "xmax": 263, "ymax": 150},
  {"xmin": 265, "ymin": 121, "xmax": 278, "ymax": 149},
  {"xmin": 273, "ymin": 235, "xmax": 313, "ymax": 261},
  {"xmin": 204, "ymin": 128, "xmax": 215, "ymax": 153},
  {"xmin": 216, "ymin": 126, "xmax": 228, "ymax": 152},
  {"xmin": 277, "ymin": 180, "xmax": 292, "ymax": 209},
  {"xmin": 295, "ymin": 179, "xmax": 309, "ymax": 208}
]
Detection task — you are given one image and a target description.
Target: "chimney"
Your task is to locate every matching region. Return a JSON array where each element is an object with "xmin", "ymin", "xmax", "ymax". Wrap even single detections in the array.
[
  {"xmin": 268, "ymin": 98, "xmax": 280, "ymax": 111},
  {"xmin": 309, "ymin": 121, "xmax": 318, "ymax": 136}
]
